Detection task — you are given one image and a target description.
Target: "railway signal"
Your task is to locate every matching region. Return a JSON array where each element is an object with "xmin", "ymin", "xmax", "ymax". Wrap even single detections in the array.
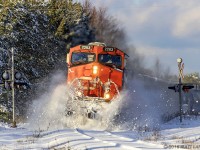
[
  {"xmin": 168, "ymin": 84, "xmax": 194, "ymax": 93},
  {"xmin": 177, "ymin": 58, "xmax": 183, "ymax": 123},
  {"xmin": 182, "ymin": 85, "xmax": 194, "ymax": 92},
  {"xmin": 167, "ymin": 58, "xmax": 194, "ymax": 123},
  {"xmin": 1, "ymin": 71, "xmax": 30, "ymax": 90},
  {"xmin": 0, "ymin": 48, "xmax": 29, "ymax": 128},
  {"xmin": 168, "ymin": 84, "xmax": 180, "ymax": 92}
]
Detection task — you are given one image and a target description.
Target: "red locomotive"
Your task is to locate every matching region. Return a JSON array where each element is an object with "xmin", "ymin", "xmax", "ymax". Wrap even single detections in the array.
[{"xmin": 66, "ymin": 42, "xmax": 126, "ymax": 102}]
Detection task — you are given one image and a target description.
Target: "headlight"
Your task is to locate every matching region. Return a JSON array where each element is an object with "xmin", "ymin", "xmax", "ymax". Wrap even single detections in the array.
[
  {"xmin": 77, "ymin": 91, "xmax": 82, "ymax": 97},
  {"xmin": 93, "ymin": 66, "xmax": 98, "ymax": 74},
  {"xmin": 105, "ymin": 93, "xmax": 110, "ymax": 99}
]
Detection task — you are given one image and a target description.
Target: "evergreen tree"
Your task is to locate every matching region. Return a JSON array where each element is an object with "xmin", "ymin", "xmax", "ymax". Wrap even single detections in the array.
[
  {"xmin": 0, "ymin": 0, "xmax": 95, "ymax": 120},
  {"xmin": 47, "ymin": 0, "xmax": 94, "ymax": 51}
]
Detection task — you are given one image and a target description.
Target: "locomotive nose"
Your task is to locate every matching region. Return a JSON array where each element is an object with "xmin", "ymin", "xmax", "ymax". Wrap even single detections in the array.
[
  {"xmin": 83, "ymin": 65, "xmax": 93, "ymax": 76},
  {"xmin": 84, "ymin": 65, "xmax": 100, "ymax": 77}
]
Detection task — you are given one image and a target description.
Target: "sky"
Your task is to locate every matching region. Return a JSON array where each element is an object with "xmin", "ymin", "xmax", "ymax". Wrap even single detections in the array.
[{"xmin": 77, "ymin": 0, "xmax": 200, "ymax": 74}]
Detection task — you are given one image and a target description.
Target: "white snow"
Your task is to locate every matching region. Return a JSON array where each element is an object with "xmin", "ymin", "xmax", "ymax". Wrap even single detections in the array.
[
  {"xmin": 1, "ymin": 74, "xmax": 199, "ymax": 149},
  {"xmin": 1, "ymin": 116, "xmax": 200, "ymax": 149}
]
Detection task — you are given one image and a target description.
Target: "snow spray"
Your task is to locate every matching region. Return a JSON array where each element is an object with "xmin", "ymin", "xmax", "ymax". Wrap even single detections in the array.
[
  {"xmin": 111, "ymin": 76, "xmax": 179, "ymax": 131},
  {"xmin": 26, "ymin": 71, "xmax": 125, "ymax": 131},
  {"xmin": 26, "ymin": 70, "xmax": 178, "ymax": 131}
]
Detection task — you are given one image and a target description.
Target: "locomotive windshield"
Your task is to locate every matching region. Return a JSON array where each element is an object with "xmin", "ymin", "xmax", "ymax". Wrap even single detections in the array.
[
  {"xmin": 71, "ymin": 52, "xmax": 95, "ymax": 65},
  {"xmin": 98, "ymin": 54, "xmax": 122, "ymax": 68}
]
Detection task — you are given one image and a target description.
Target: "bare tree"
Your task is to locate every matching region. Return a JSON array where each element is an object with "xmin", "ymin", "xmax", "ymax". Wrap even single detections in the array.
[
  {"xmin": 83, "ymin": 0, "xmax": 127, "ymax": 50},
  {"xmin": 153, "ymin": 58, "xmax": 162, "ymax": 78},
  {"xmin": 163, "ymin": 66, "xmax": 171, "ymax": 80}
]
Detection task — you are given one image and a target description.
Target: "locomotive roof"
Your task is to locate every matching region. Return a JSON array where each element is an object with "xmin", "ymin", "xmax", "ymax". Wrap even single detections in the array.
[{"xmin": 70, "ymin": 43, "xmax": 127, "ymax": 56}]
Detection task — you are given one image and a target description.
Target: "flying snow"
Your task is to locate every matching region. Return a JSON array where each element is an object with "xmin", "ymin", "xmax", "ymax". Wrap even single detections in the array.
[{"xmin": 26, "ymin": 70, "xmax": 178, "ymax": 131}]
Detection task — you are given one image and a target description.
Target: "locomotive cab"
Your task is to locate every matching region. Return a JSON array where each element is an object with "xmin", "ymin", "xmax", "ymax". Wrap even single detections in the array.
[{"xmin": 66, "ymin": 42, "xmax": 126, "ymax": 102}]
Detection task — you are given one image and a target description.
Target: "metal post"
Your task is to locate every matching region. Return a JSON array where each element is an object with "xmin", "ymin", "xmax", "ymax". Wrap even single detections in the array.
[
  {"xmin": 177, "ymin": 58, "xmax": 184, "ymax": 123},
  {"xmin": 11, "ymin": 48, "xmax": 16, "ymax": 127},
  {"xmin": 179, "ymin": 77, "xmax": 182, "ymax": 123}
]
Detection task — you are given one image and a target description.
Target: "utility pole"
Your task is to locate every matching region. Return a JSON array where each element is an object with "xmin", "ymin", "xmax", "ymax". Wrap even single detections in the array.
[{"xmin": 177, "ymin": 58, "xmax": 184, "ymax": 123}]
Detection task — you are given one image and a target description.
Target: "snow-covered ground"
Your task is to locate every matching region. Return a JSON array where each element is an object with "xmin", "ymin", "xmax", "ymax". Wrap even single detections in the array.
[
  {"xmin": 1, "ymin": 75, "xmax": 198, "ymax": 150},
  {"xmin": 1, "ymin": 116, "xmax": 200, "ymax": 150}
]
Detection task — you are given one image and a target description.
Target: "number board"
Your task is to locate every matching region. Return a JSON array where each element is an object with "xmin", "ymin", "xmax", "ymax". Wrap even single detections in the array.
[
  {"xmin": 80, "ymin": 45, "xmax": 92, "ymax": 50},
  {"xmin": 103, "ymin": 47, "xmax": 115, "ymax": 52}
]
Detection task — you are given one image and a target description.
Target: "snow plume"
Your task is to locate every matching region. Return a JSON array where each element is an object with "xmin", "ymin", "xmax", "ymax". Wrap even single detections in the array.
[
  {"xmin": 112, "ymin": 76, "xmax": 179, "ymax": 131},
  {"xmin": 26, "ymin": 71, "xmax": 68, "ymax": 130},
  {"xmin": 26, "ymin": 70, "xmax": 178, "ymax": 131},
  {"xmin": 26, "ymin": 71, "xmax": 124, "ymax": 131}
]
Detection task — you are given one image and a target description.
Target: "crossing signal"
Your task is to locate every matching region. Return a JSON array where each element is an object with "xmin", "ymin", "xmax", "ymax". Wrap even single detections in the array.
[
  {"xmin": 168, "ymin": 84, "xmax": 180, "ymax": 92},
  {"xmin": 168, "ymin": 84, "xmax": 194, "ymax": 92},
  {"xmin": 182, "ymin": 85, "xmax": 194, "ymax": 93}
]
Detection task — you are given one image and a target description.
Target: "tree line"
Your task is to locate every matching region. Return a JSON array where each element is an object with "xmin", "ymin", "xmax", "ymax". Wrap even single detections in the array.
[
  {"xmin": 0, "ymin": 0, "xmax": 131, "ymax": 121},
  {"xmin": 0, "ymin": 0, "xmax": 198, "ymax": 122}
]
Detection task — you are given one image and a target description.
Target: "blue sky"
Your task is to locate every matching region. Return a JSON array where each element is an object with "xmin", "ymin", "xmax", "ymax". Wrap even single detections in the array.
[{"xmin": 77, "ymin": 0, "xmax": 200, "ymax": 74}]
